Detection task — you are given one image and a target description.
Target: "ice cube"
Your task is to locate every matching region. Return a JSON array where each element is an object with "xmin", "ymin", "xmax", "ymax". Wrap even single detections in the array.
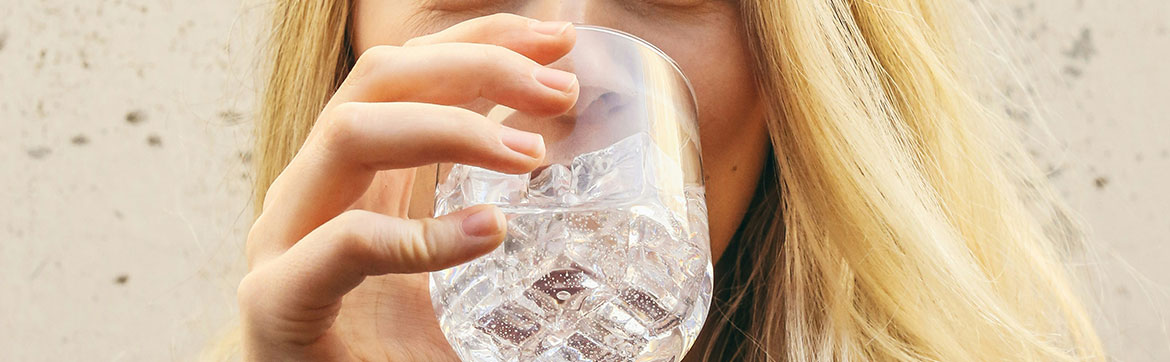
[
  {"xmin": 461, "ymin": 166, "xmax": 530, "ymax": 205},
  {"xmin": 432, "ymin": 132, "xmax": 713, "ymax": 362},
  {"xmin": 475, "ymin": 303, "xmax": 543, "ymax": 347},
  {"xmin": 562, "ymin": 333, "xmax": 619, "ymax": 361},
  {"xmin": 617, "ymin": 287, "xmax": 680, "ymax": 336},
  {"xmin": 528, "ymin": 163, "xmax": 574, "ymax": 203},
  {"xmin": 523, "ymin": 261, "xmax": 600, "ymax": 313},
  {"xmin": 572, "ymin": 133, "xmax": 650, "ymax": 203}
]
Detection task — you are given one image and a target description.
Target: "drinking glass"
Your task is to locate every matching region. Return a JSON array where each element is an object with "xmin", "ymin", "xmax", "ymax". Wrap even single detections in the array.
[{"xmin": 430, "ymin": 25, "xmax": 711, "ymax": 361}]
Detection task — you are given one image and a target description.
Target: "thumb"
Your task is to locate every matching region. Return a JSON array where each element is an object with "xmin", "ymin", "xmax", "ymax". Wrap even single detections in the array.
[
  {"xmin": 376, "ymin": 204, "xmax": 508, "ymax": 273},
  {"xmin": 242, "ymin": 206, "xmax": 506, "ymax": 318},
  {"xmin": 238, "ymin": 206, "xmax": 506, "ymax": 359}
]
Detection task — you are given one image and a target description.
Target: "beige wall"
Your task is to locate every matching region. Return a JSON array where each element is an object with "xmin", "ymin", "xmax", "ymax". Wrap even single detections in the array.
[
  {"xmin": 998, "ymin": 1, "xmax": 1170, "ymax": 360},
  {"xmin": 1, "ymin": 0, "xmax": 1165, "ymax": 360}
]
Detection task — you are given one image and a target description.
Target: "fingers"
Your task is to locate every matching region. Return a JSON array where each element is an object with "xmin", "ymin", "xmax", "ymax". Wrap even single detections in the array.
[
  {"xmin": 334, "ymin": 41, "xmax": 578, "ymax": 118},
  {"xmin": 250, "ymin": 102, "xmax": 541, "ymax": 263},
  {"xmin": 334, "ymin": 14, "xmax": 578, "ymax": 117},
  {"xmin": 400, "ymin": 14, "xmax": 576, "ymax": 116},
  {"xmin": 248, "ymin": 14, "xmax": 576, "ymax": 264},
  {"xmin": 405, "ymin": 13, "xmax": 575, "ymax": 65},
  {"xmin": 238, "ymin": 206, "xmax": 506, "ymax": 350},
  {"xmin": 314, "ymin": 102, "xmax": 544, "ymax": 172}
]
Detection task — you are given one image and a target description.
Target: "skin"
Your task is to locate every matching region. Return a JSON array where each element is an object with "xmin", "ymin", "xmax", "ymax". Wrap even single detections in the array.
[{"xmin": 238, "ymin": 1, "xmax": 768, "ymax": 361}]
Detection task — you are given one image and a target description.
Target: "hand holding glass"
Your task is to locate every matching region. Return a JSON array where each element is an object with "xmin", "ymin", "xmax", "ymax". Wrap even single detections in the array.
[{"xmin": 430, "ymin": 25, "xmax": 712, "ymax": 361}]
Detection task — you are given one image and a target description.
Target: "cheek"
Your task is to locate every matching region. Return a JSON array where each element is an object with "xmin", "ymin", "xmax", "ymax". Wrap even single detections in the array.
[
  {"xmin": 352, "ymin": 1, "xmax": 445, "ymax": 53},
  {"xmin": 630, "ymin": 14, "xmax": 759, "ymax": 153},
  {"xmin": 629, "ymin": 10, "xmax": 767, "ymax": 260},
  {"xmin": 685, "ymin": 46, "xmax": 758, "ymax": 148},
  {"xmin": 659, "ymin": 34, "xmax": 758, "ymax": 167}
]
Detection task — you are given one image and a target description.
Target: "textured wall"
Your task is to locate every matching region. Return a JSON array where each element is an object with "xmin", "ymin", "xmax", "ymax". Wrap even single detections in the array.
[
  {"xmin": 996, "ymin": 1, "xmax": 1170, "ymax": 360},
  {"xmin": 0, "ymin": 1, "xmax": 255, "ymax": 360},
  {"xmin": 1, "ymin": 0, "xmax": 1166, "ymax": 361}
]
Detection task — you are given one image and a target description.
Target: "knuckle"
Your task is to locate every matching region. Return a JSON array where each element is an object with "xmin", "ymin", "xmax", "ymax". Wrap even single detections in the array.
[
  {"xmin": 349, "ymin": 45, "xmax": 397, "ymax": 83},
  {"xmin": 470, "ymin": 43, "xmax": 524, "ymax": 73},
  {"xmin": 427, "ymin": 109, "xmax": 494, "ymax": 160},
  {"xmin": 258, "ymin": 184, "xmax": 281, "ymax": 215},
  {"xmin": 243, "ymin": 221, "xmax": 267, "ymax": 265},
  {"xmin": 334, "ymin": 208, "xmax": 365, "ymax": 222},
  {"xmin": 464, "ymin": 122, "xmax": 500, "ymax": 152},
  {"xmin": 319, "ymin": 102, "xmax": 364, "ymax": 154},
  {"xmin": 332, "ymin": 210, "xmax": 379, "ymax": 259},
  {"xmin": 402, "ymin": 35, "xmax": 428, "ymax": 47},
  {"xmin": 482, "ymin": 12, "xmax": 526, "ymax": 26},
  {"xmin": 243, "ymin": 211, "xmax": 286, "ymax": 268},
  {"xmin": 357, "ymin": 45, "xmax": 396, "ymax": 66},
  {"xmin": 236, "ymin": 271, "xmax": 268, "ymax": 315},
  {"xmin": 462, "ymin": 13, "xmax": 526, "ymax": 37},
  {"xmin": 474, "ymin": 42, "xmax": 513, "ymax": 60},
  {"xmin": 439, "ymin": 105, "xmax": 488, "ymax": 128},
  {"xmin": 333, "ymin": 210, "xmax": 371, "ymax": 245},
  {"xmin": 414, "ymin": 218, "xmax": 444, "ymax": 261},
  {"xmin": 408, "ymin": 14, "xmax": 528, "ymax": 48},
  {"xmin": 397, "ymin": 218, "xmax": 433, "ymax": 264}
]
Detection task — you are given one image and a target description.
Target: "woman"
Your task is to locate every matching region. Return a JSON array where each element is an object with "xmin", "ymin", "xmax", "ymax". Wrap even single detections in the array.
[{"xmin": 237, "ymin": 0, "xmax": 1104, "ymax": 360}]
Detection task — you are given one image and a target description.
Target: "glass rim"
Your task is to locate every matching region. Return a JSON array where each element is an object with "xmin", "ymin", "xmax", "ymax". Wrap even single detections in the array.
[{"xmin": 571, "ymin": 24, "xmax": 700, "ymax": 117}]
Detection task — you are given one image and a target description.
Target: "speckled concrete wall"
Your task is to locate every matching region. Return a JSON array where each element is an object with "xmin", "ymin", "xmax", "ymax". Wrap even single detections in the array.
[
  {"xmin": 1, "ymin": 1, "xmax": 255, "ymax": 360},
  {"xmin": 1, "ymin": 0, "xmax": 1166, "ymax": 361},
  {"xmin": 997, "ymin": 1, "xmax": 1170, "ymax": 360}
]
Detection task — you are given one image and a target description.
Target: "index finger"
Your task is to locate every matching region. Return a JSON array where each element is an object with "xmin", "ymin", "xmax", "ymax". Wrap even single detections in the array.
[
  {"xmin": 404, "ymin": 13, "xmax": 576, "ymax": 66},
  {"xmin": 335, "ymin": 13, "xmax": 578, "ymax": 115}
]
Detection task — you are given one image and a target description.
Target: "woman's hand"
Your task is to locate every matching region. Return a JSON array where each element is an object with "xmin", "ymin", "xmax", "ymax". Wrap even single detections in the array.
[{"xmin": 237, "ymin": 14, "xmax": 578, "ymax": 361}]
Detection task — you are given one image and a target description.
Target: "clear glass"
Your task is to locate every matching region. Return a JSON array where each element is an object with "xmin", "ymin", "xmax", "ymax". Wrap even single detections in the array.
[{"xmin": 430, "ymin": 25, "xmax": 711, "ymax": 361}]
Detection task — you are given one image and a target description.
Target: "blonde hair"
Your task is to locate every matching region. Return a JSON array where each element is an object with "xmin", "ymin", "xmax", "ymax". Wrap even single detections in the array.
[{"xmin": 249, "ymin": 0, "xmax": 1104, "ymax": 361}]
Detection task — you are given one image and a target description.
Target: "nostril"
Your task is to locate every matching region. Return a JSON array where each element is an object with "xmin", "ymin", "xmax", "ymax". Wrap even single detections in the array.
[
  {"xmin": 599, "ymin": 91, "xmax": 620, "ymax": 107},
  {"xmin": 596, "ymin": 91, "xmax": 631, "ymax": 117},
  {"xmin": 598, "ymin": 91, "xmax": 619, "ymax": 104}
]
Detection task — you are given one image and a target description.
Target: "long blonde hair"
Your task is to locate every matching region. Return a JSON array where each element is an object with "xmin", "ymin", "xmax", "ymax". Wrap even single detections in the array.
[{"xmin": 250, "ymin": 1, "xmax": 1104, "ymax": 361}]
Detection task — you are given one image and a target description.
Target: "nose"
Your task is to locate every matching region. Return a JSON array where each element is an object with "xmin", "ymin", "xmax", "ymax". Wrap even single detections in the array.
[
  {"xmin": 517, "ymin": 0, "xmax": 627, "ymax": 73},
  {"xmin": 518, "ymin": 0, "xmax": 611, "ymax": 28},
  {"xmin": 516, "ymin": 2, "xmax": 632, "ymax": 117}
]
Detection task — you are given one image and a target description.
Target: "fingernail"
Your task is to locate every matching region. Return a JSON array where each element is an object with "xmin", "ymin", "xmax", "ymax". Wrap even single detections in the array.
[
  {"xmin": 499, "ymin": 126, "xmax": 545, "ymax": 159},
  {"xmin": 530, "ymin": 20, "xmax": 571, "ymax": 36},
  {"xmin": 462, "ymin": 207, "xmax": 505, "ymax": 237},
  {"xmin": 533, "ymin": 67, "xmax": 577, "ymax": 94}
]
